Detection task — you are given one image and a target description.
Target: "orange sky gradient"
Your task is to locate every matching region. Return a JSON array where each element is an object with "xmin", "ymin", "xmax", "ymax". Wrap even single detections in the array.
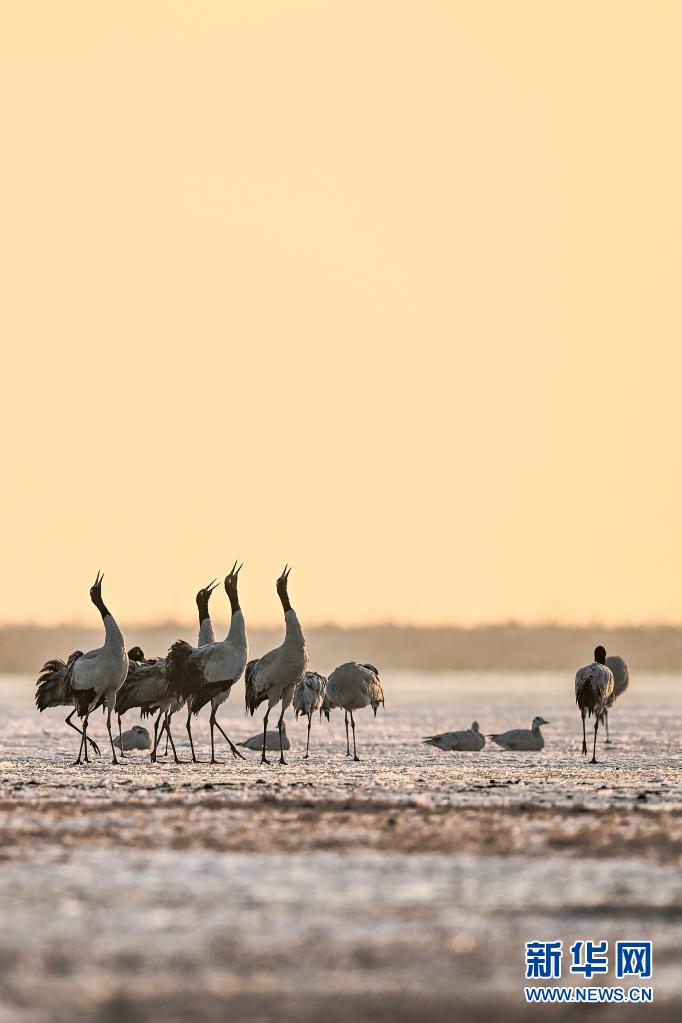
[{"xmin": 1, "ymin": 1, "xmax": 681, "ymax": 627}]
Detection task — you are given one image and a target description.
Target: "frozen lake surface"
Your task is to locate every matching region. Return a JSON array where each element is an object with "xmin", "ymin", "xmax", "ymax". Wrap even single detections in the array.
[{"xmin": 0, "ymin": 670, "xmax": 680, "ymax": 1021}]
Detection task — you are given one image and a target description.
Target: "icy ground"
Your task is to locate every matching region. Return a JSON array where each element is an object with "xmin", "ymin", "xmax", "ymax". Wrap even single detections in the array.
[{"xmin": 0, "ymin": 671, "xmax": 680, "ymax": 1022}]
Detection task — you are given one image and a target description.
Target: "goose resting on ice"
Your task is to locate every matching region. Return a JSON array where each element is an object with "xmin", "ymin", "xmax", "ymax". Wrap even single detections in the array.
[
  {"xmin": 488, "ymin": 716, "xmax": 549, "ymax": 751},
  {"xmin": 423, "ymin": 721, "xmax": 485, "ymax": 752},
  {"xmin": 113, "ymin": 725, "xmax": 152, "ymax": 751},
  {"xmin": 239, "ymin": 722, "xmax": 291, "ymax": 752}
]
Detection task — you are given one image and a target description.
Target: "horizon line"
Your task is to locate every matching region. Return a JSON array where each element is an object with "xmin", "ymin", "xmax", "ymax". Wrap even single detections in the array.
[{"xmin": 3, "ymin": 617, "xmax": 682, "ymax": 632}]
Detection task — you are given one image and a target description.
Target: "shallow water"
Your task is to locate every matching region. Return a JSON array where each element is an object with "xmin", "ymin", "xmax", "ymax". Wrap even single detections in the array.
[{"xmin": 0, "ymin": 671, "xmax": 680, "ymax": 1021}]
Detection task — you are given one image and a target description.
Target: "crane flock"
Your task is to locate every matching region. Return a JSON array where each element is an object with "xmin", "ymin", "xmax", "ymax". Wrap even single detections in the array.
[{"xmin": 35, "ymin": 568, "xmax": 631, "ymax": 768}]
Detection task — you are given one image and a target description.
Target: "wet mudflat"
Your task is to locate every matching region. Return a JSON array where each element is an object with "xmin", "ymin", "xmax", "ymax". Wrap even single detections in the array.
[{"xmin": 0, "ymin": 671, "xmax": 680, "ymax": 1021}]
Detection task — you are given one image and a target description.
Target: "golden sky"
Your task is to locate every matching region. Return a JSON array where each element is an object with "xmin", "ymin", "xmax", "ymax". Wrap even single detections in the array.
[{"xmin": 1, "ymin": 1, "xmax": 681, "ymax": 627}]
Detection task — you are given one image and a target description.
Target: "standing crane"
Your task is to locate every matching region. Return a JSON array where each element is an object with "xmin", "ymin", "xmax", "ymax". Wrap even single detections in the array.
[
  {"xmin": 325, "ymin": 662, "xmax": 384, "ymax": 761},
  {"xmin": 38, "ymin": 573, "xmax": 128, "ymax": 765},
  {"xmin": 575, "ymin": 645, "xmax": 615, "ymax": 764},
  {"xmin": 166, "ymin": 563, "xmax": 248, "ymax": 765},
  {"xmin": 293, "ymin": 671, "xmax": 327, "ymax": 758},
  {"xmin": 244, "ymin": 566, "xmax": 308, "ymax": 765},
  {"xmin": 184, "ymin": 579, "xmax": 220, "ymax": 761},
  {"xmin": 115, "ymin": 581, "xmax": 223, "ymax": 763},
  {"xmin": 35, "ymin": 657, "xmax": 102, "ymax": 757}
]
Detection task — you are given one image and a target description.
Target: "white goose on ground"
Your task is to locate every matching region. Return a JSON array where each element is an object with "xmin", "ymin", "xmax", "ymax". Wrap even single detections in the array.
[
  {"xmin": 325, "ymin": 661, "xmax": 384, "ymax": 761},
  {"xmin": 423, "ymin": 721, "xmax": 485, "ymax": 752},
  {"xmin": 604, "ymin": 654, "xmax": 630, "ymax": 743},
  {"xmin": 51, "ymin": 573, "xmax": 128, "ymax": 765},
  {"xmin": 166, "ymin": 563, "xmax": 248, "ymax": 764},
  {"xmin": 113, "ymin": 724, "xmax": 152, "ymax": 751},
  {"xmin": 575, "ymin": 645, "xmax": 615, "ymax": 763},
  {"xmin": 239, "ymin": 722, "xmax": 291, "ymax": 752},
  {"xmin": 244, "ymin": 566, "xmax": 308, "ymax": 765},
  {"xmin": 293, "ymin": 671, "xmax": 327, "ymax": 758},
  {"xmin": 488, "ymin": 716, "xmax": 549, "ymax": 752}
]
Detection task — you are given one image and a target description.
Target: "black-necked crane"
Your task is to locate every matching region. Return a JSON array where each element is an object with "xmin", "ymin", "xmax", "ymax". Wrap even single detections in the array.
[
  {"xmin": 115, "ymin": 581, "xmax": 222, "ymax": 764},
  {"xmin": 293, "ymin": 671, "xmax": 327, "ymax": 758},
  {"xmin": 244, "ymin": 566, "xmax": 308, "ymax": 765},
  {"xmin": 35, "ymin": 656, "xmax": 102, "ymax": 757},
  {"xmin": 181, "ymin": 579, "xmax": 219, "ymax": 760},
  {"xmin": 37, "ymin": 573, "xmax": 128, "ymax": 765},
  {"xmin": 325, "ymin": 661, "xmax": 384, "ymax": 761},
  {"xmin": 115, "ymin": 652, "xmax": 184, "ymax": 763},
  {"xmin": 604, "ymin": 654, "xmax": 630, "ymax": 743},
  {"xmin": 575, "ymin": 645, "xmax": 615, "ymax": 763},
  {"xmin": 166, "ymin": 563, "xmax": 248, "ymax": 765}
]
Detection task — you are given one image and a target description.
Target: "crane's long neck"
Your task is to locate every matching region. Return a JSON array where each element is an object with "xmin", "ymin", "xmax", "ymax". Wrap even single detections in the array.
[
  {"xmin": 197, "ymin": 595, "xmax": 211, "ymax": 631},
  {"xmin": 92, "ymin": 594, "xmax": 124, "ymax": 650},
  {"xmin": 284, "ymin": 608, "xmax": 305, "ymax": 649},
  {"xmin": 225, "ymin": 608, "xmax": 247, "ymax": 649},
  {"xmin": 197, "ymin": 595, "xmax": 215, "ymax": 646}
]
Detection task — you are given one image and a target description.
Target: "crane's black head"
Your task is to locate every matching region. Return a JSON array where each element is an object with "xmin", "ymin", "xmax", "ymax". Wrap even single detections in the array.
[
  {"xmin": 594, "ymin": 645, "xmax": 607, "ymax": 664},
  {"xmin": 196, "ymin": 579, "xmax": 219, "ymax": 617},
  {"xmin": 128, "ymin": 646, "xmax": 145, "ymax": 662},
  {"xmin": 89, "ymin": 571, "xmax": 110, "ymax": 619},
  {"xmin": 90, "ymin": 570, "xmax": 104, "ymax": 604},
  {"xmin": 277, "ymin": 565, "xmax": 292, "ymax": 612},
  {"xmin": 224, "ymin": 561, "xmax": 243, "ymax": 613}
]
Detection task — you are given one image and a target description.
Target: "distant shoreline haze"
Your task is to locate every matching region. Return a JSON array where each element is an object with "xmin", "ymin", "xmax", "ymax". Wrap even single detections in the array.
[{"xmin": 3, "ymin": 623, "xmax": 682, "ymax": 674}]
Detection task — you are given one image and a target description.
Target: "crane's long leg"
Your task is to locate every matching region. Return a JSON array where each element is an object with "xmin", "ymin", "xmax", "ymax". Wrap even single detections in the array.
[
  {"xmin": 151, "ymin": 709, "xmax": 164, "ymax": 763},
  {"xmin": 118, "ymin": 714, "xmax": 124, "ymax": 757},
  {"xmin": 74, "ymin": 714, "xmax": 90, "ymax": 765},
  {"xmin": 214, "ymin": 718, "xmax": 246, "ymax": 760},
  {"xmin": 83, "ymin": 715, "xmax": 91, "ymax": 763},
  {"xmin": 261, "ymin": 708, "xmax": 271, "ymax": 765},
  {"xmin": 303, "ymin": 712, "xmax": 312, "ymax": 759},
  {"xmin": 350, "ymin": 710, "xmax": 359, "ymax": 762},
  {"xmin": 162, "ymin": 726, "xmax": 170, "ymax": 758},
  {"xmin": 344, "ymin": 710, "xmax": 351, "ymax": 756},
  {"xmin": 581, "ymin": 710, "xmax": 587, "ymax": 756},
  {"xmin": 164, "ymin": 714, "xmax": 183, "ymax": 764},
  {"xmin": 277, "ymin": 706, "xmax": 287, "ymax": 766},
  {"xmin": 208, "ymin": 708, "xmax": 220, "ymax": 764},
  {"xmin": 590, "ymin": 719, "xmax": 599, "ymax": 764},
  {"xmin": 106, "ymin": 708, "xmax": 119, "ymax": 765},
  {"xmin": 65, "ymin": 710, "xmax": 100, "ymax": 756},
  {"xmin": 604, "ymin": 710, "xmax": 611, "ymax": 744},
  {"xmin": 73, "ymin": 720, "xmax": 86, "ymax": 766},
  {"xmin": 186, "ymin": 707, "xmax": 198, "ymax": 763}
]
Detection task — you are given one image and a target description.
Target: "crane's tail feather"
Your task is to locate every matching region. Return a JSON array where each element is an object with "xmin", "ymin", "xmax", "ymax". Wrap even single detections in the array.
[
  {"xmin": 35, "ymin": 651, "xmax": 83, "ymax": 711},
  {"xmin": 244, "ymin": 658, "xmax": 265, "ymax": 716}
]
